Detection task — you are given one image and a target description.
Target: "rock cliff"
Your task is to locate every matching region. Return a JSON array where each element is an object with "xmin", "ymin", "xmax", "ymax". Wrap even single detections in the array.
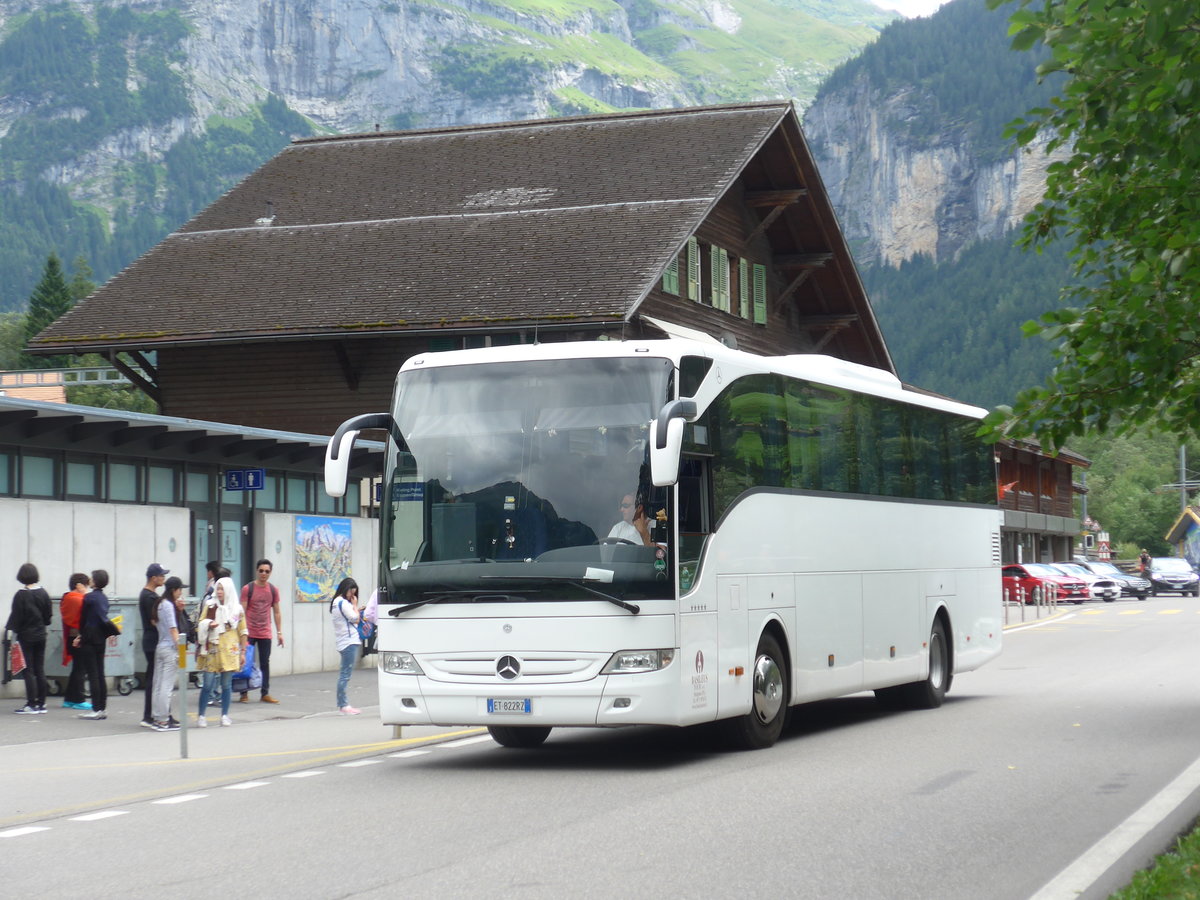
[{"xmin": 803, "ymin": 68, "xmax": 1066, "ymax": 267}]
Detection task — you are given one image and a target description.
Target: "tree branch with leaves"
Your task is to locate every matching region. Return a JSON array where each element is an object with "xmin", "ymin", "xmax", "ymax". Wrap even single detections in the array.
[{"xmin": 982, "ymin": 0, "xmax": 1200, "ymax": 453}]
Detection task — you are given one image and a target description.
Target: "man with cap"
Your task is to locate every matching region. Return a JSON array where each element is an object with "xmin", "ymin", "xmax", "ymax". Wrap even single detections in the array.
[{"xmin": 139, "ymin": 563, "xmax": 171, "ymax": 729}]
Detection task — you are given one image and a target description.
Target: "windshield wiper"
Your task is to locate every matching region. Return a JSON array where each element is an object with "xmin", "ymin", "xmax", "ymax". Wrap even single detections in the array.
[
  {"xmin": 388, "ymin": 591, "xmax": 534, "ymax": 616},
  {"xmin": 479, "ymin": 574, "xmax": 640, "ymax": 614}
]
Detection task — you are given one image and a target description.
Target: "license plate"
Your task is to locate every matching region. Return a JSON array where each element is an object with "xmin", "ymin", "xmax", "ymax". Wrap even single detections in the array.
[{"xmin": 487, "ymin": 698, "xmax": 531, "ymax": 714}]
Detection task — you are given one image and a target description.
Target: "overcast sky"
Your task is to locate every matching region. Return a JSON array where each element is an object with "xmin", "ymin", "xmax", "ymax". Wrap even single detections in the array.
[{"xmin": 871, "ymin": 0, "xmax": 950, "ymax": 17}]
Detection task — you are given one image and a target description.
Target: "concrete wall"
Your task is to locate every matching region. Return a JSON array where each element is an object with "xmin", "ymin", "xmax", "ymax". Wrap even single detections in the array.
[{"xmin": 2, "ymin": 499, "xmax": 377, "ymax": 699}]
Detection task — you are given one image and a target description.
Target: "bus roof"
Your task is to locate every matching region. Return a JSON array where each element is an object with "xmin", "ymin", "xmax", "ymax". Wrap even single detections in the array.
[{"xmin": 400, "ymin": 338, "xmax": 986, "ymax": 419}]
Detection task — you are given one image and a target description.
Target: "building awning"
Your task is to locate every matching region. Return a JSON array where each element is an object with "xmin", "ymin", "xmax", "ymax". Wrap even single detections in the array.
[{"xmin": 0, "ymin": 397, "xmax": 383, "ymax": 477}]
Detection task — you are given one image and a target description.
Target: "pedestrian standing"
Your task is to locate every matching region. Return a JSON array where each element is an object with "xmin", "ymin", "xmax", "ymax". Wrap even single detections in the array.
[
  {"xmin": 239, "ymin": 558, "xmax": 283, "ymax": 704},
  {"xmin": 6, "ymin": 563, "xmax": 52, "ymax": 715},
  {"xmin": 75, "ymin": 569, "xmax": 110, "ymax": 720},
  {"xmin": 329, "ymin": 577, "xmax": 362, "ymax": 715},
  {"xmin": 195, "ymin": 576, "xmax": 247, "ymax": 728},
  {"xmin": 150, "ymin": 583, "xmax": 180, "ymax": 731},
  {"xmin": 139, "ymin": 563, "xmax": 169, "ymax": 728},
  {"xmin": 60, "ymin": 574, "xmax": 92, "ymax": 710}
]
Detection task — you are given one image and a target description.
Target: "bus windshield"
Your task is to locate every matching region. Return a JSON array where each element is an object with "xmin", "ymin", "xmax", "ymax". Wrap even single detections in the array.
[{"xmin": 382, "ymin": 355, "xmax": 676, "ymax": 605}]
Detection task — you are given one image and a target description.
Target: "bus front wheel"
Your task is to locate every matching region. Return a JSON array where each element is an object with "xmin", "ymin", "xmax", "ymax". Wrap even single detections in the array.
[
  {"xmin": 722, "ymin": 632, "xmax": 789, "ymax": 750},
  {"xmin": 488, "ymin": 725, "xmax": 552, "ymax": 748}
]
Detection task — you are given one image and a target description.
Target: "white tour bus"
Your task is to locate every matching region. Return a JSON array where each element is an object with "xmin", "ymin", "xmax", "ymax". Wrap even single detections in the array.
[{"xmin": 325, "ymin": 338, "xmax": 1002, "ymax": 749}]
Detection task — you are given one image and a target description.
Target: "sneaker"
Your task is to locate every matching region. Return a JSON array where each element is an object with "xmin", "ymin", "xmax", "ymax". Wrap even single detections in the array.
[
  {"xmin": 260, "ymin": 695, "xmax": 279, "ymax": 704},
  {"xmin": 340, "ymin": 706, "xmax": 361, "ymax": 716},
  {"xmin": 168, "ymin": 717, "xmax": 180, "ymax": 727},
  {"xmin": 154, "ymin": 720, "xmax": 180, "ymax": 732},
  {"xmin": 220, "ymin": 715, "xmax": 233, "ymax": 727},
  {"xmin": 77, "ymin": 701, "xmax": 93, "ymax": 710},
  {"xmin": 196, "ymin": 717, "xmax": 207, "ymax": 728},
  {"xmin": 139, "ymin": 719, "xmax": 156, "ymax": 729},
  {"xmin": 151, "ymin": 721, "xmax": 169, "ymax": 732},
  {"xmin": 14, "ymin": 705, "xmax": 37, "ymax": 715},
  {"xmin": 238, "ymin": 693, "xmax": 248, "ymax": 703},
  {"xmin": 79, "ymin": 710, "xmax": 107, "ymax": 720},
  {"xmin": 34, "ymin": 706, "xmax": 47, "ymax": 714}
]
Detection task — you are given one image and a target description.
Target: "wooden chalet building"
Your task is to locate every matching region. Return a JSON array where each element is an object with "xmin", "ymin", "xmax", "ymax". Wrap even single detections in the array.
[
  {"xmin": 26, "ymin": 101, "xmax": 1085, "ymax": 562},
  {"xmin": 29, "ymin": 101, "xmax": 891, "ymax": 435}
]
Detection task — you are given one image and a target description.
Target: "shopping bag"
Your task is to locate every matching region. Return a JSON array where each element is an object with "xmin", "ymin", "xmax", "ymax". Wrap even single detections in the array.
[
  {"xmin": 233, "ymin": 643, "xmax": 256, "ymax": 681},
  {"xmin": 10, "ymin": 640, "xmax": 26, "ymax": 676}
]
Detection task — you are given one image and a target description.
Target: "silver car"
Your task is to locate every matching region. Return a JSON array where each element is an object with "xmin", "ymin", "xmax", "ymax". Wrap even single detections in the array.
[{"xmin": 1051, "ymin": 562, "xmax": 1121, "ymax": 602}]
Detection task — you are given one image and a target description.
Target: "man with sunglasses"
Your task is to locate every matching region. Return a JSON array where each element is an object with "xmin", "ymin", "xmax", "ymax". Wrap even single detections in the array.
[
  {"xmin": 239, "ymin": 558, "xmax": 284, "ymax": 704},
  {"xmin": 607, "ymin": 493, "xmax": 654, "ymax": 546}
]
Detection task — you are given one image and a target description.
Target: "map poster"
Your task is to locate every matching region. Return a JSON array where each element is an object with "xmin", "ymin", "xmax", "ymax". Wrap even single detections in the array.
[{"xmin": 295, "ymin": 516, "xmax": 352, "ymax": 603}]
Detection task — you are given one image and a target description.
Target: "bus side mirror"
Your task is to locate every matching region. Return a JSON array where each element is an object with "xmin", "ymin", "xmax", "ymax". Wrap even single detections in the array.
[
  {"xmin": 650, "ymin": 400, "xmax": 697, "ymax": 487},
  {"xmin": 325, "ymin": 412, "xmax": 400, "ymax": 498},
  {"xmin": 324, "ymin": 430, "xmax": 359, "ymax": 498}
]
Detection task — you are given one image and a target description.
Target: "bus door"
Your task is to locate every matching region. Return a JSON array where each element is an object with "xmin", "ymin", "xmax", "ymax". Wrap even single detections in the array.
[{"xmin": 678, "ymin": 455, "xmax": 719, "ymax": 723}]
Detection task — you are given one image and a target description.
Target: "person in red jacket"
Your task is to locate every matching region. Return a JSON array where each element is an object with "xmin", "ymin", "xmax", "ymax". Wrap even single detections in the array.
[{"xmin": 60, "ymin": 574, "xmax": 92, "ymax": 711}]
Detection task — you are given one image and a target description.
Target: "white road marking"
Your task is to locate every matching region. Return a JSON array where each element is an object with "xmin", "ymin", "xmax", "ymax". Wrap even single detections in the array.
[
  {"xmin": 152, "ymin": 793, "xmax": 207, "ymax": 805},
  {"xmin": 282, "ymin": 770, "xmax": 325, "ymax": 778},
  {"xmin": 1031, "ymin": 754, "xmax": 1200, "ymax": 899},
  {"xmin": 224, "ymin": 781, "xmax": 270, "ymax": 790},
  {"xmin": 338, "ymin": 759, "xmax": 383, "ymax": 767},
  {"xmin": 437, "ymin": 735, "xmax": 495, "ymax": 749},
  {"xmin": 1006, "ymin": 614, "xmax": 1077, "ymax": 633},
  {"xmin": 0, "ymin": 826, "xmax": 50, "ymax": 838},
  {"xmin": 70, "ymin": 810, "xmax": 129, "ymax": 822},
  {"xmin": 389, "ymin": 750, "xmax": 431, "ymax": 758}
]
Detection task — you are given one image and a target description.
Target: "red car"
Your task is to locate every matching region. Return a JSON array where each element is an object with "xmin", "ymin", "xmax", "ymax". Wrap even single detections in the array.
[{"xmin": 1002, "ymin": 563, "xmax": 1089, "ymax": 605}]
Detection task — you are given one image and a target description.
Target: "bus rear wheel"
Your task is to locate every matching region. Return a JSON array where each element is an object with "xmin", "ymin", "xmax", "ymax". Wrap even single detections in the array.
[
  {"xmin": 488, "ymin": 725, "xmax": 552, "ymax": 748},
  {"xmin": 876, "ymin": 617, "xmax": 951, "ymax": 710},
  {"xmin": 722, "ymin": 632, "xmax": 789, "ymax": 750}
]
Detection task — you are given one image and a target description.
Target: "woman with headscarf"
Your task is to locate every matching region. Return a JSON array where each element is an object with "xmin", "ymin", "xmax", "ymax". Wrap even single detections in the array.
[
  {"xmin": 329, "ymin": 577, "xmax": 362, "ymax": 715},
  {"xmin": 195, "ymin": 576, "xmax": 247, "ymax": 727}
]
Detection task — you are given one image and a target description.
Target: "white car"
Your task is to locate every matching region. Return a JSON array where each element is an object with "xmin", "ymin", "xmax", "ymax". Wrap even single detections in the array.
[{"xmin": 1051, "ymin": 562, "xmax": 1121, "ymax": 602}]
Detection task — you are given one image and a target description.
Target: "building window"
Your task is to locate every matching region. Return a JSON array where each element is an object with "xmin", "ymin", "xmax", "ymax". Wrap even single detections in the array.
[
  {"xmin": 286, "ymin": 475, "xmax": 308, "ymax": 511},
  {"xmin": 738, "ymin": 259, "xmax": 751, "ymax": 319},
  {"xmin": 147, "ymin": 465, "xmax": 176, "ymax": 504},
  {"xmin": 66, "ymin": 460, "xmax": 99, "ymax": 498},
  {"xmin": 187, "ymin": 471, "xmax": 212, "ymax": 504},
  {"xmin": 0, "ymin": 451, "xmax": 10, "ymax": 494},
  {"xmin": 344, "ymin": 480, "xmax": 360, "ymax": 515},
  {"xmin": 21, "ymin": 454, "xmax": 56, "ymax": 497},
  {"xmin": 316, "ymin": 483, "xmax": 337, "ymax": 513},
  {"xmin": 256, "ymin": 473, "xmax": 278, "ymax": 509},
  {"xmin": 110, "ymin": 461, "xmax": 140, "ymax": 501}
]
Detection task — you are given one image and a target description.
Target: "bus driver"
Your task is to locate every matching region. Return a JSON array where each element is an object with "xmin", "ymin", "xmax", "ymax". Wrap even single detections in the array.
[{"xmin": 608, "ymin": 493, "xmax": 654, "ymax": 546}]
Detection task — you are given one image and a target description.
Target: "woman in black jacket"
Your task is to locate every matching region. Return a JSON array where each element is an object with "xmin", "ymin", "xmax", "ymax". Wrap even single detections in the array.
[
  {"xmin": 6, "ymin": 563, "xmax": 52, "ymax": 715},
  {"xmin": 74, "ymin": 569, "xmax": 111, "ymax": 720}
]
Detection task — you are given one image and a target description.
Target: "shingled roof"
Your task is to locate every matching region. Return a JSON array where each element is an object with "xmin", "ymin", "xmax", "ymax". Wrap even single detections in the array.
[{"xmin": 30, "ymin": 101, "xmax": 889, "ymax": 370}]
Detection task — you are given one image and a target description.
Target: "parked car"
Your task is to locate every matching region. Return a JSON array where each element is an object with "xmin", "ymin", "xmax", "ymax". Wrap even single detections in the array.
[
  {"xmin": 1002, "ymin": 563, "xmax": 1089, "ymax": 604},
  {"xmin": 1074, "ymin": 559, "xmax": 1151, "ymax": 600},
  {"xmin": 1050, "ymin": 562, "xmax": 1121, "ymax": 602},
  {"xmin": 1146, "ymin": 557, "xmax": 1200, "ymax": 596}
]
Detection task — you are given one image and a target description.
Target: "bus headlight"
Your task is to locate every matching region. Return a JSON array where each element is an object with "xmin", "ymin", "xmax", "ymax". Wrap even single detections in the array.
[
  {"xmin": 601, "ymin": 649, "xmax": 676, "ymax": 674},
  {"xmin": 381, "ymin": 651, "xmax": 424, "ymax": 675}
]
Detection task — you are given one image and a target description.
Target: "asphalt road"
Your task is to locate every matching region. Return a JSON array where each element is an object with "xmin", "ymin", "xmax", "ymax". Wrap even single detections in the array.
[{"xmin": 2, "ymin": 596, "xmax": 1200, "ymax": 899}]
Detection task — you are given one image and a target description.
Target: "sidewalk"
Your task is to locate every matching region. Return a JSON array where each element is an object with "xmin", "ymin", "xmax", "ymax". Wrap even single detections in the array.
[{"xmin": 0, "ymin": 668, "xmax": 482, "ymax": 829}]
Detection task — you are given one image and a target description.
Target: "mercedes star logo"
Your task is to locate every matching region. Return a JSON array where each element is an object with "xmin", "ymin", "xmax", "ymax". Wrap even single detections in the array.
[{"xmin": 496, "ymin": 655, "xmax": 521, "ymax": 680}]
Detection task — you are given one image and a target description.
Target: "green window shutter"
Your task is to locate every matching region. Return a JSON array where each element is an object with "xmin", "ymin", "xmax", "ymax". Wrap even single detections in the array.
[
  {"xmin": 663, "ymin": 256, "xmax": 680, "ymax": 295},
  {"xmin": 739, "ymin": 258, "xmax": 750, "ymax": 319},
  {"xmin": 709, "ymin": 246, "xmax": 720, "ymax": 308},
  {"xmin": 753, "ymin": 264, "xmax": 767, "ymax": 325},
  {"xmin": 686, "ymin": 237, "xmax": 701, "ymax": 302},
  {"xmin": 718, "ymin": 248, "xmax": 730, "ymax": 312}
]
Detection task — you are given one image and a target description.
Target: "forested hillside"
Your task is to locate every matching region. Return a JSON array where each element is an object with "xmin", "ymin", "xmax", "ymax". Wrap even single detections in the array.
[{"xmin": 0, "ymin": 0, "xmax": 894, "ymax": 314}]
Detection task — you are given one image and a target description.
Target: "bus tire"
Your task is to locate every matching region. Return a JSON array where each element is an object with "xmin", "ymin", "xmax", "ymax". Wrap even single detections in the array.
[
  {"xmin": 907, "ymin": 617, "xmax": 951, "ymax": 709},
  {"xmin": 722, "ymin": 631, "xmax": 789, "ymax": 750},
  {"xmin": 488, "ymin": 725, "xmax": 552, "ymax": 748}
]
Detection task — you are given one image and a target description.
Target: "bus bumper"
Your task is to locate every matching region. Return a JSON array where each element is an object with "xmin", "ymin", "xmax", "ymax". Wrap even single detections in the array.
[{"xmin": 378, "ymin": 663, "xmax": 684, "ymax": 728}]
